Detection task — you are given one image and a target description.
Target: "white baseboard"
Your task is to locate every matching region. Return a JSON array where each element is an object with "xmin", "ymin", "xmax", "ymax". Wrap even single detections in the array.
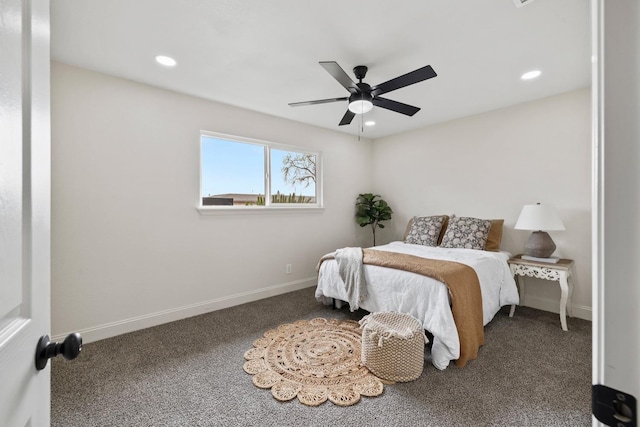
[
  {"xmin": 52, "ymin": 277, "xmax": 317, "ymax": 344},
  {"xmin": 521, "ymin": 294, "xmax": 592, "ymax": 321}
]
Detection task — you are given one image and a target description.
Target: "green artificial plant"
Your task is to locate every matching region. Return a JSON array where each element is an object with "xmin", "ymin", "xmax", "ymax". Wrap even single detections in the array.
[{"xmin": 355, "ymin": 193, "xmax": 393, "ymax": 246}]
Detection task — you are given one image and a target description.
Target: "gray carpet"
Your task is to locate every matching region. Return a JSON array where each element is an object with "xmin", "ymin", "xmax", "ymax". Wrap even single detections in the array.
[{"xmin": 51, "ymin": 287, "xmax": 591, "ymax": 426}]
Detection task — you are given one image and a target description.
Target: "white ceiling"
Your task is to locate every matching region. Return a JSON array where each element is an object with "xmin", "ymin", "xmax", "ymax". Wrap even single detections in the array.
[{"xmin": 50, "ymin": 0, "xmax": 591, "ymax": 139}]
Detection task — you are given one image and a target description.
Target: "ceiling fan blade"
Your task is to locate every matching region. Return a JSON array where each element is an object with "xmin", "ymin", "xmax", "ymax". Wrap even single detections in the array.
[
  {"xmin": 338, "ymin": 110, "xmax": 356, "ymax": 126},
  {"xmin": 320, "ymin": 61, "xmax": 359, "ymax": 93},
  {"xmin": 289, "ymin": 97, "xmax": 348, "ymax": 107},
  {"xmin": 371, "ymin": 65, "xmax": 437, "ymax": 97},
  {"xmin": 373, "ymin": 97, "xmax": 421, "ymax": 116}
]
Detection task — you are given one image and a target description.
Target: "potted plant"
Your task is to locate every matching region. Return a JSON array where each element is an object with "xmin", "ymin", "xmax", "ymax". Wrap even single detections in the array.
[{"xmin": 355, "ymin": 193, "xmax": 393, "ymax": 246}]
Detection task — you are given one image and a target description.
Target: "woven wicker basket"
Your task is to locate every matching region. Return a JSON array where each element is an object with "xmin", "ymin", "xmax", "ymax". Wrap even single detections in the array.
[{"xmin": 359, "ymin": 312, "xmax": 428, "ymax": 382}]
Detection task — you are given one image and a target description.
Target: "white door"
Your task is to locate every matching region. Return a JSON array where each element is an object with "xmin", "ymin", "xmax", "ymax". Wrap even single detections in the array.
[
  {"xmin": 592, "ymin": 0, "xmax": 640, "ymax": 425},
  {"xmin": 0, "ymin": 0, "xmax": 51, "ymax": 426}
]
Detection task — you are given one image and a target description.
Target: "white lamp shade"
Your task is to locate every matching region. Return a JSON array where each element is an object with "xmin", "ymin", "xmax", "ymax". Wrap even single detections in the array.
[
  {"xmin": 348, "ymin": 99, "xmax": 373, "ymax": 114},
  {"xmin": 514, "ymin": 204, "xmax": 565, "ymax": 231}
]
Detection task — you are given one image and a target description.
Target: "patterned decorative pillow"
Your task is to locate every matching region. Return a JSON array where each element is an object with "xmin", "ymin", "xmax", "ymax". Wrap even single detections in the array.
[
  {"xmin": 440, "ymin": 216, "xmax": 493, "ymax": 250},
  {"xmin": 404, "ymin": 215, "xmax": 447, "ymax": 247}
]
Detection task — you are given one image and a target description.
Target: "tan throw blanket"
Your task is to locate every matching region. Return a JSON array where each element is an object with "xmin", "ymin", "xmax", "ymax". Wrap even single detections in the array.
[{"xmin": 317, "ymin": 249, "xmax": 484, "ymax": 368}]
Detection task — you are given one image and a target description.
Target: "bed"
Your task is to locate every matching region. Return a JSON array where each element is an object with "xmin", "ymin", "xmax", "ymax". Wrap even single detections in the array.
[{"xmin": 315, "ymin": 215, "xmax": 520, "ymax": 370}]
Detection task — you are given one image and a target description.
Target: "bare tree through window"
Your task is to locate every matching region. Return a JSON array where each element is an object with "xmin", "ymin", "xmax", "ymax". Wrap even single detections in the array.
[{"xmin": 281, "ymin": 153, "xmax": 316, "ymax": 188}]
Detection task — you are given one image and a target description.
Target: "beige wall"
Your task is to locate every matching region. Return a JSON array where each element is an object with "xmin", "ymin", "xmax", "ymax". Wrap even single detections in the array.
[
  {"xmin": 51, "ymin": 62, "xmax": 373, "ymax": 341},
  {"xmin": 372, "ymin": 88, "xmax": 592, "ymax": 319}
]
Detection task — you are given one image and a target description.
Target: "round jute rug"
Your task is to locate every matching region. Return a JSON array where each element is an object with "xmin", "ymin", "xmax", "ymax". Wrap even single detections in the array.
[{"xmin": 243, "ymin": 318, "xmax": 388, "ymax": 406}]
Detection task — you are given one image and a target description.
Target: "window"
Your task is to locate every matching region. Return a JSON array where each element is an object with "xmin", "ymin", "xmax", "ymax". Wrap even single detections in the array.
[{"xmin": 200, "ymin": 132, "xmax": 322, "ymax": 209}]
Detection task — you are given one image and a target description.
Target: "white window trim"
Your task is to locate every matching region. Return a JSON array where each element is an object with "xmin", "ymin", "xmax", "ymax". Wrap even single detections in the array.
[{"xmin": 198, "ymin": 131, "xmax": 323, "ymax": 214}]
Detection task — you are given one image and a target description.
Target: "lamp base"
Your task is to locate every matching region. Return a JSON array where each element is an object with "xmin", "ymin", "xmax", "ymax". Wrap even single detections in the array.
[{"xmin": 524, "ymin": 231, "xmax": 556, "ymax": 258}]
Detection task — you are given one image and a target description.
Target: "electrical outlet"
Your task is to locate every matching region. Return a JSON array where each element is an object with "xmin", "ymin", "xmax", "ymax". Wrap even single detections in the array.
[{"xmin": 286, "ymin": 264, "xmax": 292, "ymax": 274}]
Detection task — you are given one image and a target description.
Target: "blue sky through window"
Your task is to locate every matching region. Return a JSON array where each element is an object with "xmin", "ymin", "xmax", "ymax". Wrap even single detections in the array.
[
  {"xmin": 201, "ymin": 136, "xmax": 315, "ymax": 197},
  {"xmin": 201, "ymin": 136, "xmax": 263, "ymax": 196}
]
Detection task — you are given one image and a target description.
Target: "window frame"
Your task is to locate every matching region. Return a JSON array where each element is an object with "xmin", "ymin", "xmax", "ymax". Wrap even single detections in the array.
[{"xmin": 198, "ymin": 131, "xmax": 323, "ymax": 215}]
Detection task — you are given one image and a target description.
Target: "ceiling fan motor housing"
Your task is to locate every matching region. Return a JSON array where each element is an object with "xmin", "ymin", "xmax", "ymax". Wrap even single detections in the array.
[
  {"xmin": 349, "ymin": 91, "xmax": 372, "ymax": 105},
  {"xmin": 356, "ymin": 82, "xmax": 371, "ymax": 93}
]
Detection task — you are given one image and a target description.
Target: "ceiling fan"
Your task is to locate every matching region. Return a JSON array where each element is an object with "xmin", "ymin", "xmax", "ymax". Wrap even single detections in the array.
[{"xmin": 289, "ymin": 61, "xmax": 437, "ymax": 126}]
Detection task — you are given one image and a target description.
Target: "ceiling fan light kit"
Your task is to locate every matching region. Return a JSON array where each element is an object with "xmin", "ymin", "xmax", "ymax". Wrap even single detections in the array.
[
  {"xmin": 289, "ymin": 61, "xmax": 437, "ymax": 126},
  {"xmin": 348, "ymin": 93, "xmax": 373, "ymax": 114}
]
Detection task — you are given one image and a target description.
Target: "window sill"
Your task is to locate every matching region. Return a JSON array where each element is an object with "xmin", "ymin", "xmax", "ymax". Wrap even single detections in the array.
[{"xmin": 197, "ymin": 206, "xmax": 325, "ymax": 215}]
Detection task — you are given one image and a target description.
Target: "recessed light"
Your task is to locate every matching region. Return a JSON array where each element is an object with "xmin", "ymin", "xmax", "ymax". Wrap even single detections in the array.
[
  {"xmin": 365, "ymin": 121, "xmax": 376, "ymax": 126},
  {"xmin": 521, "ymin": 70, "xmax": 541, "ymax": 80},
  {"xmin": 155, "ymin": 55, "xmax": 177, "ymax": 67}
]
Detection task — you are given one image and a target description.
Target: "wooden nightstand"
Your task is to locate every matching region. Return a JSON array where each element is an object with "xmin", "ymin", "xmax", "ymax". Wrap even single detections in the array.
[{"xmin": 508, "ymin": 255, "xmax": 575, "ymax": 331}]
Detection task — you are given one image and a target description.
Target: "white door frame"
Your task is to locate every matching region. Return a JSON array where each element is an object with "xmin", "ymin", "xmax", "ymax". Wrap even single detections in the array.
[{"xmin": 592, "ymin": 0, "xmax": 639, "ymax": 425}]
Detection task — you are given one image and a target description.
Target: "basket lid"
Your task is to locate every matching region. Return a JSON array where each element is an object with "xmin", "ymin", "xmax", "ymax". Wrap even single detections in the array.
[{"xmin": 359, "ymin": 311, "xmax": 423, "ymax": 339}]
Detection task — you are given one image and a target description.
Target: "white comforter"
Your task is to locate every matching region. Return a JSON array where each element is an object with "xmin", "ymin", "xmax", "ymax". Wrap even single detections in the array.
[{"xmin": 315, "ymin": 241, "xmax": 519, "ymax": 370}]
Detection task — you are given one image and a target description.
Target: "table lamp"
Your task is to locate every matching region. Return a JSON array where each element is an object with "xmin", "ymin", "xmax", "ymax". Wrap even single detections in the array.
[{"xmin": 514, "ymin": 203, "xmax": 565, "ymax": 260}]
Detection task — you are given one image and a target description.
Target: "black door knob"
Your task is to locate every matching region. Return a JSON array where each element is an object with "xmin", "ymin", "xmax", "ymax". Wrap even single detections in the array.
[{"xmin": 35, "ymin": 333, "xmax": 82, "ymax": 371}]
